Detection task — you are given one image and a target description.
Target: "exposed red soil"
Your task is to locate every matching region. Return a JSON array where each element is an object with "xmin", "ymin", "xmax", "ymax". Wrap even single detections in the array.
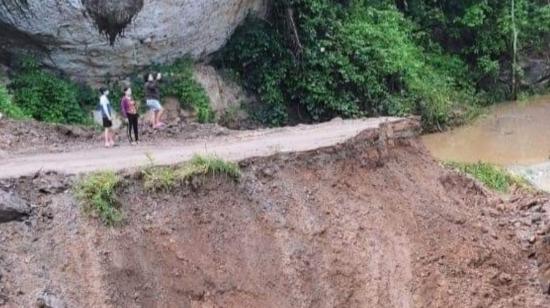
[{"xmin": 1, "ymin": 122, "xmax": 549, "ymax": 307}]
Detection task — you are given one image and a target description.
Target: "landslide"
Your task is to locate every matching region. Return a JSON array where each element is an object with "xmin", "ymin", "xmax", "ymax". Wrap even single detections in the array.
[{"xmin": 1, "ymin": 123, "xmax": 550, "ymax": 307}]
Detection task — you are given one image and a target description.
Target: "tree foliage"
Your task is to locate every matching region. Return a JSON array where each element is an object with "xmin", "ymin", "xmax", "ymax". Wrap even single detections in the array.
[
  {"xmin": 402, "ymin": 0, "xmax": 549, "ymax": 101},
  {"xmin": 216, "ymin": 0, "xmax": 549, "ymax": 129}
]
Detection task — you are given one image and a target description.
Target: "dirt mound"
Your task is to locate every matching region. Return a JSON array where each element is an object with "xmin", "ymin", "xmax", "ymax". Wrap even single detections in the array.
[
  {"xmin": 1, "ymin": 128, "xmax": 549, "ymax": 307},
  {"xmin": 0, "ymin": 118, "xmax": 228, "ymax": 155},
  {"xmin": 0, "ymin": 119, "xmax": 95, "ymax": 153}
]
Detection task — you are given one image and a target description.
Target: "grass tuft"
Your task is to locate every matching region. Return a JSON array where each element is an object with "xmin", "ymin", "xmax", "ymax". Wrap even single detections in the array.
[
  {"xmin": 143, "ymin": 166, "xmax": 177, "ymax": 192},
  {"xmin": 185, "ymin": 155, "xmax": 241, "ymax": 180},
  {"xmin": 74, "ymin": 171, "xmax": 122, "ymax": 225},
  {"xmin": 142, "ymin": 155, "xmax": 241, "ymax": 191},
  {"xmin": 444, "ymin": 161, "xmax": 530, "ymax": 193}
]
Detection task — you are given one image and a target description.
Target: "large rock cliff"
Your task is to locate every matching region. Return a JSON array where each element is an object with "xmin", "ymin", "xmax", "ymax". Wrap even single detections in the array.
[{"xmin": 0, "ymin": 0, "xmax": 265, "ymax": 80}]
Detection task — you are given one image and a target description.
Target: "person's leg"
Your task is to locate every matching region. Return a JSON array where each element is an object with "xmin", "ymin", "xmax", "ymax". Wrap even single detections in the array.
[
  {"xmin": 129, "ymin": 114, "xmax": 138, "ymax": 144},
  {"xmin": 153, "ymin": 110, "xmax": 159, "ymax": 127},
  {"xmin": 127, "ymin": 118, "xmax": 133, "ymax": 143},
  {"xmin": 132, "ymin": 115, "xmax": 139, "ymax": 142},
  {"xmin": 151, "ymin": 100, "xmax": 164, "ymax": 128},
  {"xmin": 110, "ymin": 128, "xmax": 115, "ymax": 146},
  {"xmin": 157, "ymin": 108, "xmax": 164, "ymax": 125},
  {"xmin": 147, "ymin": 100, "xmax": 156, "ymax": 127},
  {"xmin": 104, "ymin": 128, "xmax": 109, "ymax": 147}
]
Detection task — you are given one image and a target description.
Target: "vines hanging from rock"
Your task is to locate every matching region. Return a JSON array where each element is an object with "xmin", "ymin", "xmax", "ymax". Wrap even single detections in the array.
[{"xmin": 269, "ymin": 0, "xmax": 304, "ymax": 58}]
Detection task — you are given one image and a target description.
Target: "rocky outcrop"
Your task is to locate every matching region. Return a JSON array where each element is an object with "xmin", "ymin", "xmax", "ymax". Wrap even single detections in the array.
[
  {"xmin": 520, "ymin": 57, "xmax": 550, "ymax": 88},
  {"xmin": 36, "ymin": 291, "xmax": 66, "ymax": 308},
  {"xmin": 0, "ymin": 190, "xmax": 29, "ymax": 223},
  {"xmin": 0, "ymin": 0, "xmax": 265, "ymax": 80},
  {"xmin": 498, "ymin": 55, "xmax": 550, "ymax": 91},
  {"xmin": 193, "ymin": 63, "xmax": 253, "ymax": 127}
]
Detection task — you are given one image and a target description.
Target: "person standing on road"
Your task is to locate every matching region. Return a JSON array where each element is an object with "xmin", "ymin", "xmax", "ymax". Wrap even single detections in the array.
[
  {"xmin": 99, "ymin": 88, "xmax": 115, "ymax": 148},
  {"xmin": 144, "ymin": 72, "xmax": 165, "ymax": 129},
  {"xmin": 121, "ymin": 87, "xmax": 139, "ymax": 145}
]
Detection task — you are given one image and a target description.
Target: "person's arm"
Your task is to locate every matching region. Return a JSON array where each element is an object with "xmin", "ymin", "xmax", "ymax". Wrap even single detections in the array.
[{"xmin": 120, "ymin": 98, "xmax": 128, "ymax": 118}]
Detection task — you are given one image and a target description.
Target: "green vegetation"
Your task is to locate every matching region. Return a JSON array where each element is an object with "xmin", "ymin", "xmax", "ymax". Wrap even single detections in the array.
[
  {"xmin": 157, "ymin": 58, "xmax": 215, "ymax": 123},
  {"xmin": 143, "ymin": 166, "xmax": 177, "ymax": 192},
  {"xmin": 143, "ymin": 155, "xmax": 241, "ymax": 191},
  {"xmin": 123, "ymin": 58, "xmax": 215, "ymax": 123},
  {"xmin": 219, "ymin": 104, "xmax": 244, "ymax": 128},
  {"xmin": 10, "ymin": 58, "xmax": 95, "ymax": 124},
  {"xmin": 184, "ymin": 155, "xmax": 241, "ymax": 180},
  {"xmin": 74, "ymin": 171, "xmax": 123, "ymax": 225},
  {"xmin": 445, "ymin": 161, "xmax": 530, "ymax": 192},
  {"xmin": 215, "ymin": 0, "xmax": 549, "ymax": 129},
  {"xmin": 0, "ymin": 82, "xmax": 27, "ymax": 119},
  {"xmin": 5, "ymin": 56, "xmax": 214, "ymax": 125}
]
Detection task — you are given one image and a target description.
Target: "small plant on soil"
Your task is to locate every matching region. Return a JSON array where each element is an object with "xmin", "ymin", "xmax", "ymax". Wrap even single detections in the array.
[
  {"xmin": 142, "ymin": 153, "xmax": 177, "ymax": 191},
  {"xmin": 183, "ymin": 155, "xmax": 241, "ymax": 181},
  {"xmin": 142, "ymin": 155, "xmax": 240, "ymax": 191},
  {"xmin": 74, "ymin": 171, "xmax": 122, "ymax": 225},
  {"xmin": 143, "ymin": 166, "xmax": 177, "ymax": 192},
  {"xmin": 218, "ymin": 104, "xmax": 243, "ymax": 129},
  {"xmin": 445, "ymin": 161, "xmax": 530, "ymax": 193}
]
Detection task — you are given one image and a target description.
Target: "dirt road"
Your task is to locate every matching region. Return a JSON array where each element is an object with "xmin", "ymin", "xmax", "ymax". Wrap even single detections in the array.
[{"xmin": 0, "ymin": 117, "xmax": 400, "ymax": 178}]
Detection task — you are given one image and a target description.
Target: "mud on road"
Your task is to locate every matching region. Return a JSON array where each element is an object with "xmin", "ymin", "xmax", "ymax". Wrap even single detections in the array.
[{"xmin": 1, "ymin": 118, "xmax": 550, "ymax": 307}]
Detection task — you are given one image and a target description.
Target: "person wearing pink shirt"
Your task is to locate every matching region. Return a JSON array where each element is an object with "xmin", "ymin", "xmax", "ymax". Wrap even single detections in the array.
[{"xmin": 120, "ymin": 87, "xmax": 139, "ymax": 145}]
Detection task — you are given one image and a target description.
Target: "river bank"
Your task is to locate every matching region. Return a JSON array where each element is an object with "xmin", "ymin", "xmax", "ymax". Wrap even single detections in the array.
[{"xmin": 422, "ymin": 95, "xmax": 550, "ymax": 191}]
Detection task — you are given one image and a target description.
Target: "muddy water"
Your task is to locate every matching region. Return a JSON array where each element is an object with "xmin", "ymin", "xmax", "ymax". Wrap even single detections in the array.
[{"xmin": 422, "ymin": 95, "xmax": 550, "ymax": 166}]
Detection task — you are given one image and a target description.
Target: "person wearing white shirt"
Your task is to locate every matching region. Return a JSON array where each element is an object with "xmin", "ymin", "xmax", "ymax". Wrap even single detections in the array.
[{"xmin": 99, "ymin": 88, "xmax": 115, "ymax": 148}]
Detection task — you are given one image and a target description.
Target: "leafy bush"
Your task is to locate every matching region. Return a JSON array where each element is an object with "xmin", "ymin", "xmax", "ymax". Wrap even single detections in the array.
[
  {"xmin": 0, "ymin": 83, "xmax": 28, "ymax": 119},
  {"xmin": 445, "ymin": 161, "xmax": 530, "ymax": 192},
  {"xmin": 74, "ymin": 171, "xmax": 123, "ymax": 225},
  {"xmin": 160, "ymin": 59, "xmax": 215, "ymax": 123},
  {"xmin": 10, "ymin": 59, "xmax": 93, "ymax": 124}
]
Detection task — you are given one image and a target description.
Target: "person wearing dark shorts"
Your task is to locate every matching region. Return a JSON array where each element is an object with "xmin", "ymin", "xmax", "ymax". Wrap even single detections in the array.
[
  {"xmin": 102, "ymin": 117, "xmax": 112, "ymax": 128},
  {"xmin": 99, "ymin": 87, "xmax": 114, "ymax": 147},
  {"xmin": 121, "ymin": 87, "xmax": 139, "ymax": 145}
]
